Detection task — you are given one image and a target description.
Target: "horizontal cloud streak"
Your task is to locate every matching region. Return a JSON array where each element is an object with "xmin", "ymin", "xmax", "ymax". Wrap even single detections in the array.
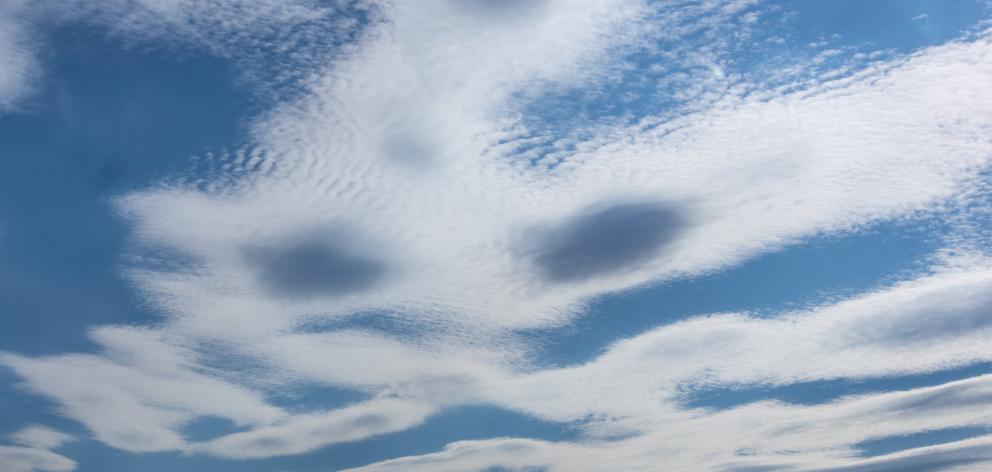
[{"xmin": 346, "ymin": 376, "xmax": 992, "ymax": 471}]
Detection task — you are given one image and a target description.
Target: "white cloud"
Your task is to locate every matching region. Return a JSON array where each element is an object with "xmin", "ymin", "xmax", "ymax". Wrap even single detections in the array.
[
  {"xmin": 490, "ymin": 260, "xmax": 992, "ymax": 429},
  {"xmin": 194, "ymin": 398, "xmax": 434, "ymax": 459},
  {"xmin": 3, "ymin": 1, "xmax": 992, "ymax": 470},
  {"xmin": 8, "ymin": 426, "xmax": 74, "ymax": 451},
  {"xmin": 5, "ymin": 254, "xmax": 992, "ymax": 464},
  {"xmin": 118, "ymin": 18, "xmax": 992, "ymax": 341},
  {"xmin": 810, "ymin": 435, "xmax": 992, "ymax": 472},
  {"xmin": 1, "ymin": 327, "xmax": 284, "ymax": 453},
  {"xmin": 0, "ymin": 425, "xmax": 76, "ymax": 472},
  {"xmin": 0, "ymin": 446, "xmax": 76, "ymax": 472},
  {"xmin": 343, "ymin": 375, "xmax": 992, "ymax": 471}
]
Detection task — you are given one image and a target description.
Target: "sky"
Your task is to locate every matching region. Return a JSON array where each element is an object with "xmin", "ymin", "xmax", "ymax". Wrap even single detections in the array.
[{"xmin": 1, "ymin": 1, "xmax": 992, "ymax": 471}]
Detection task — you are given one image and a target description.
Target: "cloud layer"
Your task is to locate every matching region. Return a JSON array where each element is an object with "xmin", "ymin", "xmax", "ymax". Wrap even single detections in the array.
[{"xmin": 2, "ymin": 0, "xmax": 992, "ymax": 471}]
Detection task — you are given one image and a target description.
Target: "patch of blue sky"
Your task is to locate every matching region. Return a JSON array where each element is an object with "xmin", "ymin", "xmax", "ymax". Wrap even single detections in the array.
[
  {"xmin": 0, "ymin": 22, "xmax": 252, "ymax": 356},
  {"xmin": 524, "ymin": 217, "xmax": 940, "ymax": 367},
  {"xmin": 784, "ymin": 0, "xmax": 990, "ymax": 52},
  {"xmin": 180, "ymin": 417, "xmax": 251, "ymax": 444}
]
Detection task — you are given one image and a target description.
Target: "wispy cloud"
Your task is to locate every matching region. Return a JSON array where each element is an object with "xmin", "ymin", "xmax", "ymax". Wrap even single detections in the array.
[{"xmin": 0, "ymin": 1, "xmax": 39, "ymax": 112}]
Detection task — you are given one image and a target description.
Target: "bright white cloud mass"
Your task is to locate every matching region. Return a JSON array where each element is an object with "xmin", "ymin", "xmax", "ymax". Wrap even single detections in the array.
[{"xmin": 1, "ymin": 1, "xmax": 992, "ymax": 471}]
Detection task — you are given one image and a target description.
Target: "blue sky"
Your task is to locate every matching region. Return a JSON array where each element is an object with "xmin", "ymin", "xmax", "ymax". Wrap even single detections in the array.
[{"xmin": 1, "ymin": 1, "xmax": 992, "ymax": 471}]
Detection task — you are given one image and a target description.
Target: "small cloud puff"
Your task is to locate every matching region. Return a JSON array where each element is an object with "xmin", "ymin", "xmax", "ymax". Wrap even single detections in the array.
[{"xmin": 9, "ymin": 426, "xmax": 74, "ymax": 450}]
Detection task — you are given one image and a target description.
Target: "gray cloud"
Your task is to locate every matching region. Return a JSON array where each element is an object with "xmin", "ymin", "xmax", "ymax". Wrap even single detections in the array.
[
  {"xmin": 380, "ymin": 126, "xmax": 437, "ymax": 168},
  {"xmin": 719, "ymin": 464, "xmax": 796, "ymax": 472},
  {"xmin": 452, "ymin": 0, "xmax": 549, "ymax": 21},
  {"xmin": 888, "ymin": 382, "xmax": 992, "ymax": 414},
  {"xmin": 874, "ymin": 299, "xmax": 992, "ymax": 345},
  {"xmin": 525, "ymin": 201, "xmax": 686, "ymax": 282},
  {"xmin": 244, "ymin": 230, "xmax": 386, "ymax": 299}
]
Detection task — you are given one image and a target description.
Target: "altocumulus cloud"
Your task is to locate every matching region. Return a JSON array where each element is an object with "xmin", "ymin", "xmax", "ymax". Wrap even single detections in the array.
[{"xmin": 2, "ymin": 0, "xmax": 992, "ymax": 471}]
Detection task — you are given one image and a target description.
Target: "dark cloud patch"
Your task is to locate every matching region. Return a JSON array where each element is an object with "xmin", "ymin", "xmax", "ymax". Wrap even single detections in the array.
[
  {"xmin": 888, "ymin": 381, "xmax": 992, "ymax": 414},
  {"xmin": 350, "ymin": 413, "xmax": 389, "ymax": 429},
  {"xmin": 868, "ymin": 296, "xmax": 992, "ymax": 345},
  {"xmin": 244, "ymin": 231, "xmax": 386, "ymax": 299},
  {"xmin": 525, "ymin": 201, "xmax": 686, "ymax": 283},
  {"xmin": 452, "ymin": 0, "xmax": 549, "ymax": 21},
  {"xmin": 720, "ymin": 465, "xmax": 796, "ymax": 472},
  {"xmin": 243, "ymin": 436, "xmax": 292, "ymax": 452},
  {"xmin": 380, "ymin": 127, "xmax": 436, "ymax": 168}
]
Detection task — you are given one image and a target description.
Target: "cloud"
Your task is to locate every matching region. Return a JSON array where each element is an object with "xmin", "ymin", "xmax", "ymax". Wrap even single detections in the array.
[
  {"xmin": 113, "ymin": 13, "xmax": 992, "ymax": 343},
  {"xmin": 45, "ymin": 0, "xmax": 365, "ymax": 94},
  {"xmin": 340, "ymin": 437, "xmax": 568, "ymax": 472},
  {"xmin": 492, "ymin": 261, "xmax": 992, "ymax": 429},
  {"xmin": 1, "ymin": 327, "xmax": 284, "ymax": 453},
  {"xmin": 811, "ymin": 436, "xmax": 992, "ymax": 472},
  {"xmin": 5, "ymin": 256, "xmax": 992, "ymax": 467},
  {"xmin": 523, "ymin": 201, "xmax": 687, "ymax": 282},
  {"xmin": 0, "ymin": 425, "xmax": 76, "ymax": 472},
  {"xmin": 0, "ymin": 1, "xmax": 39, "ymax": 112},
  {"xmin": 8, "ymin": 426, "xmax": 74, "ymax": 451},
  {"xmin": 344, "ymin": 376, "xmax": 992, "ymax": 471},
  {"xmin": 0, "ymin": 327, "xmax": 486, "ymax": 459},
  {"xmin": 3, "ymin": 1, "xmax": 992, "ymax": 470},
  {"xmin": 0, "ymin": 446, "xmax": 76, "ymax": 472},
  {"xmin": 242, "ymin": 227, "xmax": 387, "ymax": 299},
  {"xmin": 194, "ymin": 398, "xmax": 434, "ymax": 459},
  {"xmin": 0, "ymin": 0, "xmax": 372, "ymax": 111}
]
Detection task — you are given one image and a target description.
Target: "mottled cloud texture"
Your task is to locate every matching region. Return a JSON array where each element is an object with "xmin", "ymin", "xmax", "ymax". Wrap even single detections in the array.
[{"xmin": 2, "ymin": 1, "xmax": 992, "ymax": 471}]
